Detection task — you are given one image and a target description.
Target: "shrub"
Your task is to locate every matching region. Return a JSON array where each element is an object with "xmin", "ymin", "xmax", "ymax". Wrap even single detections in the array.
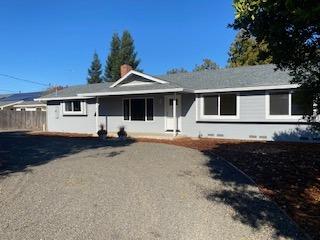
[
  {"xmin": 117, "ymin": 126, "xmax": 127, "ymax": 139},
  {"xmin": 97, "ymin": 124, "xmax": 107, "ymax": 140}
]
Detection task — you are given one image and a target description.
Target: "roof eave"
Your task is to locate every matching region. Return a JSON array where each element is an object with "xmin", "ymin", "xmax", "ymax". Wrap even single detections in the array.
[{"xmin": 78, "ymin": 88, "xmax": 187, "ymax": 97}]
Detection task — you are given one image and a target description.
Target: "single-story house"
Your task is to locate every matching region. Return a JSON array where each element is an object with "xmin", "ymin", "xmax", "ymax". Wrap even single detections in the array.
[
  {"xmin": 0, "ymin": 92, "xmax": 46, "ymax": 111},
  {"xmin": 35, "ymin": 64, "xmax": 319, "ymax": 142}
]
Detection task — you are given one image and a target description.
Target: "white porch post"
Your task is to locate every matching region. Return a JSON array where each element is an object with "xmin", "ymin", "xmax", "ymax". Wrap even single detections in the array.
[
  {"xmin": 173, "ymin": 92, "xmax": 177, "ymax": 137},
  {"xmin": 95, "ymin": 97, "xmax": 99, "ymax": 134}
]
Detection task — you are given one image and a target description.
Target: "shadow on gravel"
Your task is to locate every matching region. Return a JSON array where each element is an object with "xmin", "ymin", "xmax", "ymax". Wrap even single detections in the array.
[
  {"xmin": 202, "ymin": 149, "xmax": 308, "ymax": 240},
  {"xmin": 0, "ymin": 131, "xmax": 135, "ymax": 178}
]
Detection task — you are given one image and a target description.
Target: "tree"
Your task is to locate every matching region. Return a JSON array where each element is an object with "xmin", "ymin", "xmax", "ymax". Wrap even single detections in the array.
[
  {"xmin": 119, "ymin": 30, "xmax": 140, "ymax": 70},
  {"xmin": 166, "ymin": 68, "xmax": 188, "ymax": 75},
  {"xmin": 104, "ymin": 31, "xmax": 141, "ymax": 82},
  {"xmin": 232, "ymin": 0, "xmax": 320, "ymax": 127},
  {"xmin": 193, "ymin": 59, "xmax": 220, "ymax": 71},
  {"xmin": 228, "ymin": 29, "xmax": 272, "ymax": 67},
  {"xmin": 87, "ymin": 52, "xmax": 102, "ymax": 84},
  {"xmin": 104, "ymin": 33, "xmax": 121, "ymax": 82}
]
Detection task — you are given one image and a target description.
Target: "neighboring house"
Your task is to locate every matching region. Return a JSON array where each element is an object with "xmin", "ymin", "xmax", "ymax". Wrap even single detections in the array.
[
  {"xmin": 0, "ymin": 92, "xmax": 46, "ymax": 111},
  {"xmin": 36, "ymin": 64, "xmax": 319, "ymax": 142}
]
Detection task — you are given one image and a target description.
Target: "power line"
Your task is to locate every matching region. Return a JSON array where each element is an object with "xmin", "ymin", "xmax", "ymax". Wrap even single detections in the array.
[{"xmin": 0, "ymin": 73, "xmax": 49, "ymax": 87}]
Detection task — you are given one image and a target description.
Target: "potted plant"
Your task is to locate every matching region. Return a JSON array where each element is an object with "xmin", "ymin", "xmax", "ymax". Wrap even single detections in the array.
[
  {"xmin": 97, "ymin": 124, "xmax": 107, "ymax": 140},
  {"xmin": 117, "ymin": 126, "xmax": 127, "ymax": 140}
]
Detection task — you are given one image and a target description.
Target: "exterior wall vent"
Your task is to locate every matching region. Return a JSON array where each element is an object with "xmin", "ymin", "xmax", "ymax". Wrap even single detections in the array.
[
  {"xmin": 217, "ymin": 134, "xmax": 224, "ymax": 137},
  {"xmin": 259, "ymin": 136, "xmax": 267, "ymax": 139},
  {"xmin": 207, "ymin": 133, "xmax": 215, "ymax": 137},
  {"xmin": 249, "ymin": 135, "xmax": 257, "ymax": 139}
]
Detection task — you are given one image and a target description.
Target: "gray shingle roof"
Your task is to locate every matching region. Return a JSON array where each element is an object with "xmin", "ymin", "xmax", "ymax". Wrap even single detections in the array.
[
  {"xmin": 158, "ymin": 64, "xmax": 292, "ymax": 90},
  {"xmin": 0, "ymin": 100, "xmax": 22, "ymax": 108},
  {"xmin": 38, "ymin": 64, "xmax": 293, "ymax": 100}
]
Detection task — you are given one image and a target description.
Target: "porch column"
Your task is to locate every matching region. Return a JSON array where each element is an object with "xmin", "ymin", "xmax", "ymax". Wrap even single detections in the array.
[
  {"xmin": 95, "ymin": 97, "xmax": 99, "ymax": 134},
  {"xmin": 173, "ymin": 92, "xmax": 177, "ymax": 137}
]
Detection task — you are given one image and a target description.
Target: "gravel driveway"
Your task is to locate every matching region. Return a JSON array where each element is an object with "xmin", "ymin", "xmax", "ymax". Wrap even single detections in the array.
[{"xmin": 0, "ymin": 133, "xmax": 306, "ymax": 240}]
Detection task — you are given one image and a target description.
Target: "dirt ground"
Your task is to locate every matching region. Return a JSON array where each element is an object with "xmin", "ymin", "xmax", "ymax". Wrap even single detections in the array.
[{"xmin": 17, "ymin": 132, "xmax": 320, "ymax": 239}]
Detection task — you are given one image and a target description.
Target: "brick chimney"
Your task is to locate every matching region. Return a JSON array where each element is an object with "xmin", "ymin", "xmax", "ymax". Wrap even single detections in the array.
[{"xmin": 120, "ymin": 64, "xmax": 133, "ymax": 77}]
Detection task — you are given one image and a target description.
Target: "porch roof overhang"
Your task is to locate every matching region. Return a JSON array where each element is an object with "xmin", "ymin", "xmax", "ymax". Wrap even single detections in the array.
[{"xmin": 78, "ymin": 87, "xmax": 189, "ymax": 97}]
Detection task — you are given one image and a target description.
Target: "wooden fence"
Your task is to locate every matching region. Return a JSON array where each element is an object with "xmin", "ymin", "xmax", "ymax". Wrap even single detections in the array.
[{"xmin": 0, "ymin": 110, "xmax": 46, "ymax": 131}]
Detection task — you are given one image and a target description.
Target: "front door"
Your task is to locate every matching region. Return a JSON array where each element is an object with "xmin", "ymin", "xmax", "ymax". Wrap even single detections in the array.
[{"xmin": 165, "ymin": 95, "xmax": 181, "ymax": 131}]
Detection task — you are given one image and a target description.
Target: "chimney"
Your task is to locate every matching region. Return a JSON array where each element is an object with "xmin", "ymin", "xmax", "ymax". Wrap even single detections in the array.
[{"xmin": 120, "ymin": 64, "xmax": 133, "ymax": 77}]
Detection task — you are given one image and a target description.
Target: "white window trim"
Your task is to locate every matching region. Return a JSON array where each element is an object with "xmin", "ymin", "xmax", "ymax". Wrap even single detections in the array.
[
  {"xmin": 122, "ymin": 97, "xmax": 154, "ymax": 122},
  {"xmin": 265, "ymin": 90, "xmax": 304, "ymax": 120},
  {"xmin": 199, "ymin": 93, "xmax": 240, "ymax": 120},
  {"xmin": 62, "ymin": 100, "xmax": 87, "ymax": 115}
]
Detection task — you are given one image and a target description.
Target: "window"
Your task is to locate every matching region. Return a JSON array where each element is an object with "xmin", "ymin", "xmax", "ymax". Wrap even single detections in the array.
[
  {"xmin": 131, "ymin": 99, "xmax": 145, "ymax": 121},
  {"xmin": 123, "ymin": 98, "xmax": 154, "ymax": 121},
  {"xmin": 269, "ymin": 92, "xmax": 289, "ymax": 115},
  {"xmin": 204, "ymin": 96, "xmax": 218, "ymax": 115},
  {"xmin": 201, "ymin": 93, "xmax": 238, "ymax": 118},
  {"xmin": 291, "ymin": 92, "xmax": 313, "ymax": 116},
  {"xmin": 63, "ymin": 100, "xmax": 86, "ymax": 115},
  {"xmin": 268, "ymin": 91, "xmax": 313, "ymax": 118},
  {"xmin": 123, "ymin": 99, "xmax": 130, "ymax": 120},
  {"xmin": 146, "ymin": 98, "xmax": 154, "ymax": 120},
  {"xmin": 220, "ymin": 94, "xmax": 237, "ymax": 115}
]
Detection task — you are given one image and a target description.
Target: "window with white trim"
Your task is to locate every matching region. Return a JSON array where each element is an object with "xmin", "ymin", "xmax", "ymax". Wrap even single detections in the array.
[
  {"xmin": 123, "ymin": 98, "xmax": 154, "ymax": 121},
  {"xmin": 268, "ymin": 91, "xmax": 313, "ymax": 118},
  {"xmin": 201, "ymin": 93, "xmax": 238, "ymax": 118},
  {"xmin": 62, "ymin": 100, "xmax": 86, "ymax": 115}
]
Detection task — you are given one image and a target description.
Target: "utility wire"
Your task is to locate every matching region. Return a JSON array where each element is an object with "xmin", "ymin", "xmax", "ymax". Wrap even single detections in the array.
[{"xmin": 0, "ymin": 73, "xmax": 50, "ymax": 87}]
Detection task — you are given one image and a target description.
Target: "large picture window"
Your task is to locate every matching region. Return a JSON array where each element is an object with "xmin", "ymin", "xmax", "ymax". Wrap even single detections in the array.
[
  {"xmin": 63, "ymin": 100, "xmax": 86, "ymax": 115},
  {"xmin": 268, "ymin": 91, "xmax": 313, "ymax": 118},
  {"xmin": 201, "ymin": 93, "xmax": 238, "ymax": 118},
  {"xmin": 123, "ymin": 98, "xmax": 154, "ymax": 121}
]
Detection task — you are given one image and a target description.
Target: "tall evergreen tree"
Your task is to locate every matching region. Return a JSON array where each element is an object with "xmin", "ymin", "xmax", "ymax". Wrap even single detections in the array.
[
  {"xmin": 227, "ymin": 30, "xmax": 272, "ymax": 68},
  {"xmin": 119, "ymin": 30, "xmax": 140, "ymax": 70},
  {"xmin": 104, "ymin": 31, "xmax": 141, "ymax": 82},
  {"xmin": 104, "ymin": 33, "xmax": 121, "ymax": 82},
  {"xmin": 87, "ymin": 52, "xmax": 102, "ymax": 84},
  {"xmin": 193, "ymin": 59, "xmax": 219, "ymax": 72}
]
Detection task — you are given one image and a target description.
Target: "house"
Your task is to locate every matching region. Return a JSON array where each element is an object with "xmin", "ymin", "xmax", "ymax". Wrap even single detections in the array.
[
  {"xmin": 35, "ymin": 64, "xmax": 319, "ymax": 142},
  {"xmin": 0, "ymin": 92, "xmax": 46, "ymax": 111}
]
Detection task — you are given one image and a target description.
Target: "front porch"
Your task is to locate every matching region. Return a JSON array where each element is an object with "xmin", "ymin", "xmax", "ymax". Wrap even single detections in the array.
[{"xmin": 95, "ymin": 93, "xmax": 184, "ymax": 137}]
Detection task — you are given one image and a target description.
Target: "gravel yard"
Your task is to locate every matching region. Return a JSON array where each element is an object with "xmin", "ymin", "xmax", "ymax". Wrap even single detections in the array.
[{"xmin": 0, "ymin": 132, "xmax": 307, "ymax": 240}]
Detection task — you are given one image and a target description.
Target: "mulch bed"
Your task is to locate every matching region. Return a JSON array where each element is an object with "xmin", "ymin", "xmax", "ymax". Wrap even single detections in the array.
[{"xmin": 137, "ymin": 137, "xmax": 320, "ymax": 240}]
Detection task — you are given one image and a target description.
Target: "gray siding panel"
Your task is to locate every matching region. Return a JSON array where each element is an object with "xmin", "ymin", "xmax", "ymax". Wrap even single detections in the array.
[
  {"xmin": 46, "ymin": 93, "xmax": 317, "ymax": 142},
  {"xmin": 99, "ymin": 95, "xmax": 165, "ymax": 134},
  {"xmin": 47, "ymin": 99, "xmax": 97, "ymax": 134}
]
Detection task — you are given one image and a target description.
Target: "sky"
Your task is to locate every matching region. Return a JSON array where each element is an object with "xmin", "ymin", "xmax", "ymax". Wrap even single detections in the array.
[{"xmin": 0, "ymin": 0, "xmax": 237, "ymax": 93}]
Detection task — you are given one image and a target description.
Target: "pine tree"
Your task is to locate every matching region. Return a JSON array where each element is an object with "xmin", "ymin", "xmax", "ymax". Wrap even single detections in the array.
[
  {"xmin": 87, "ymin": 52, "xmax": 102, "ymax": 84},
  {"xmin": 227, "ymin": 30, "xmax": 272, "ymax": 68},
  {"xmin": 104, "ymin": 31, "xmax": 141, "ymax": 82},
  {"xmin": 104, "ymin": 33, "xmax": 121, "ymax": 82},
  {"xmin": 193, "ymin": 59, "xmax": 219, "ymax": 72},
  {"xmin": 119, "ymin": 30, "xmax": 140, "ymax": 70}
]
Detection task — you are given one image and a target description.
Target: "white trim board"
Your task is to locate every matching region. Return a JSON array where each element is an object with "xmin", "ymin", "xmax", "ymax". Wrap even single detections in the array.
[
  {"xmin": 78, "ymin": 88, "xmax": 185, "ymax": 97},
  {"xmin": 194, "ymin": 84, "xmax": 299, "ymax": 93},
  {"xmin": 110, "ymin": 70, "xmax": 168, "ymax": 88},
  {"xmin": 0, "ymin": 101, "xmax": 23, "ymax": 109},
  {"xmin": 34, "ymin": 96, "xmax": 93, "ymax": 101}
]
